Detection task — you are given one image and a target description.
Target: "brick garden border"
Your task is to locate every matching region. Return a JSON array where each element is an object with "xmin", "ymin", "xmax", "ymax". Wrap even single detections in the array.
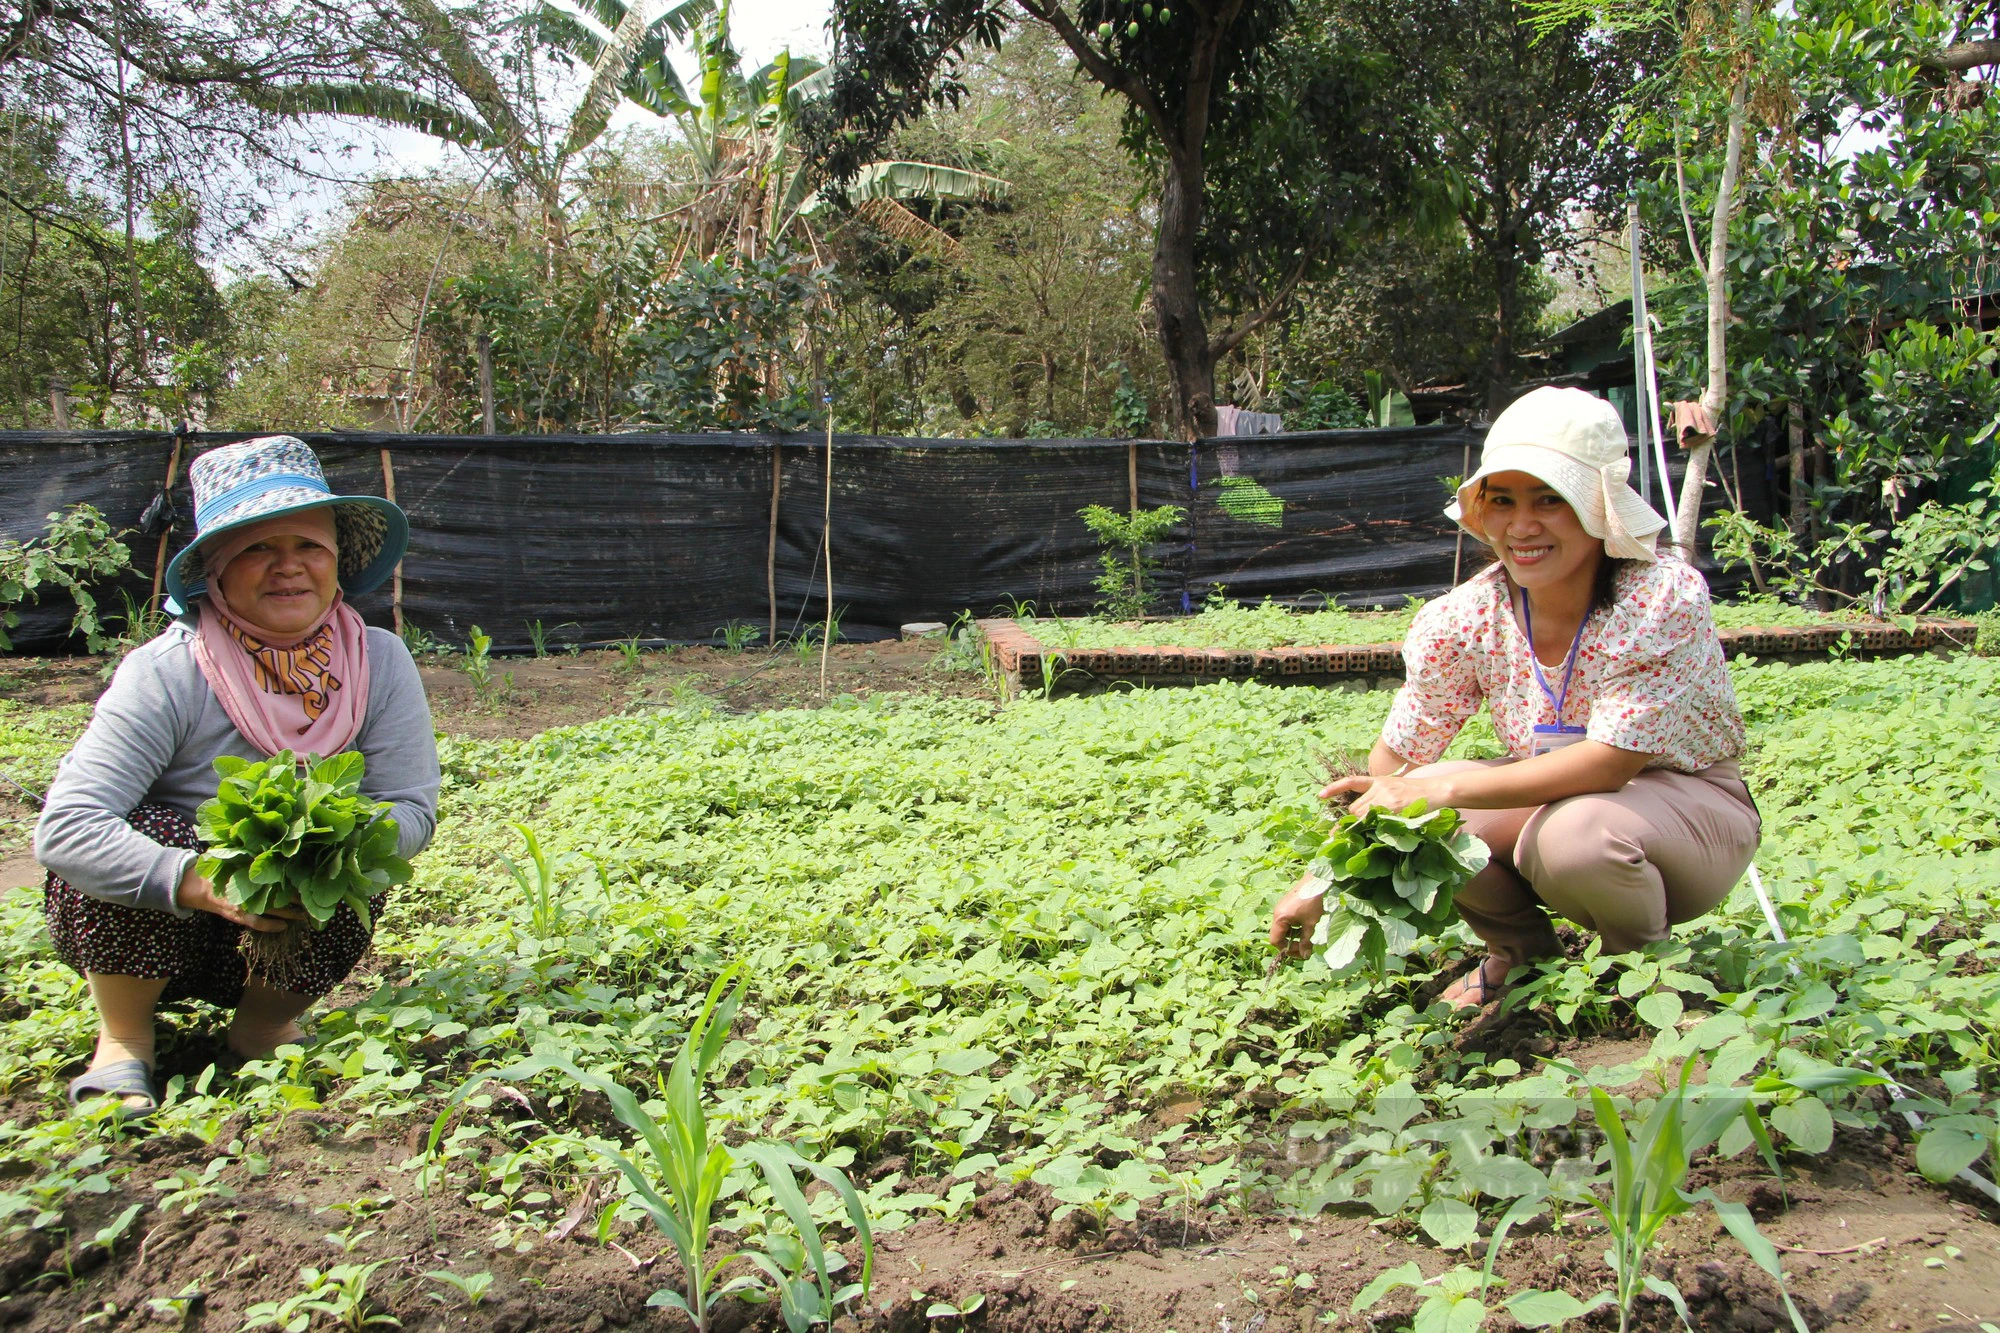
[{"xmin": 974, "ymin": 616, "xmax": 1981, "ymax": 697}]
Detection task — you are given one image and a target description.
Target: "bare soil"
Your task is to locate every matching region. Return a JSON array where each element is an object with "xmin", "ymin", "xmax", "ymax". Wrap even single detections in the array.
[
  {"xmin": 414, "ymin": 638, "xmax": 995, "ymax": 740},
  {"xmin": 0, "ymin": 1020, "xmax": 1993, "ymax": 1332}
]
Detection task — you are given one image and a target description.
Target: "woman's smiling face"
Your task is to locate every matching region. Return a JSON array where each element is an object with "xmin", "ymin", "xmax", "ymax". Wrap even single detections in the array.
[
  {"xmin": 215, "ymin": 518, "xmax": 339, "ymax": 637},
  {"xmin": 1476, "ymin": 470, "xmax": 1604, "ymax": 593}
]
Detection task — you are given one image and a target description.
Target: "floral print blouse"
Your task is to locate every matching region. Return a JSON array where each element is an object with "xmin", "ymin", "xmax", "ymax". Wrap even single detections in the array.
[{"xmin": 1381, "ymin": 557, "xmax": 1746, "ymax": 773}]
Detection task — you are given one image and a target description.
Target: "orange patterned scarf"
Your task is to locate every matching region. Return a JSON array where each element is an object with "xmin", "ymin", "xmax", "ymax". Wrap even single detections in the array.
[{"xmin": 220, "ymin": 615, "xmax": 343, "ymax": 724}]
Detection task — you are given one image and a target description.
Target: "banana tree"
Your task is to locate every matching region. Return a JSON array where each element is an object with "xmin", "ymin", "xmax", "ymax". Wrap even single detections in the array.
[
  {"xmin": 257, "ymin": 0, "xmax": 717, "ymax": 243},
  {"xmin": 540, "ymin": 0, "xmax": 1008, "ymax": 264}
]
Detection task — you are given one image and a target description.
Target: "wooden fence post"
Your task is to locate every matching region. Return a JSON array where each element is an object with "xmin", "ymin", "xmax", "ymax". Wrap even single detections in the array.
[
  {"xmin": 477, "ymin": 334, "xmax": 497, "ymax": 435},
  {"xmin": 48, "ymin": 382, "xmax": 70, "ymax": 428},
  {"xmin": 1128, "ymin": 441, "xmax": 1139, "ymax": 513},
  {"xmin": 767, "ymin": 443, "xmax": 781, "ymax": 646},
  {"xmin": 380, "ymin": 449, "xmax": 404, "ymax": 633},
  {"xmin": 148, "ymin": 429, "xmax": 187, "ymax": 609}
]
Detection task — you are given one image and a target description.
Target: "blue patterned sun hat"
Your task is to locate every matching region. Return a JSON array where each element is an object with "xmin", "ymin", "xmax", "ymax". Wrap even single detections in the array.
[{"xmin": 164, "ymin": 436, "xmax": 408, "ymax": 609}]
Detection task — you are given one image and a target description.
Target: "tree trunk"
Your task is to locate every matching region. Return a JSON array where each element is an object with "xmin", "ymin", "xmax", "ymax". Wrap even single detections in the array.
[
  {"xmin": 1152, "ymin": 150, "xmax": 1217, "ymax": 441},
  {"xmin": 1485, "ymin": 253, "xmax": 1520, "ymax": 414},
  {"xmin": 1674, "ymin": 8, "xmax": 1753, "ymax": 555},
  {"xmin": 1786, "ymin": 400, "xmax": 1808, "ymax": 537}
]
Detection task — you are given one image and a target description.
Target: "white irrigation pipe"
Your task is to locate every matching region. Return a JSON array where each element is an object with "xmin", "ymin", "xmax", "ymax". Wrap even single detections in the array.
[
  {"xmin": 1744, "ymin": 863, "xmax": 2000, "ymax": 1206},
  {"xmin": 1628, "ymin": 209, "xmax": 1675, "ymax": 512}
]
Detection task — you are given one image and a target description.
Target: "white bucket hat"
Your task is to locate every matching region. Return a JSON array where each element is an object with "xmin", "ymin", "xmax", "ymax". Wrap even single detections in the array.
[{"xmin": 1446, "ymin": 386, "xmax": 1668, "ymax": 563}]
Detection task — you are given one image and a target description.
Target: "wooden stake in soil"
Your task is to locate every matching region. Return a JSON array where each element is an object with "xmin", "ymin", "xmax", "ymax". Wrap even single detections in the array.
[
  {"xmin": 149, "ymin": 430, "xmax": 187, "ymax": 610},
  {"xmin": 477, "ymin": 333, "xmax": 497, "ymax": 435},
  {"xmin": 820, "ymin": 401, "xmax": 834, "ymax": 700},
  {"xmin": 767, "ymin": 443, "xmax": 781, "ymax": 647},
  {"xmin": 380, "ymin": 449, "xmax": 404, "ymax": 634}
]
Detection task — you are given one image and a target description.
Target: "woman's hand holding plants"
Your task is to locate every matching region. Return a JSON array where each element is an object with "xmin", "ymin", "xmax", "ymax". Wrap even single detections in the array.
[
  {"xmin": 1268, "ymin": 878, "xmax": 1327, "ymax": 961},
  {"xmin": 1320, "ymin": 771, "xmax": 1443, "ymax": 817},
  {"xmin": 175, "ymin": 864, "xmax": 297, "ymax": 933}
]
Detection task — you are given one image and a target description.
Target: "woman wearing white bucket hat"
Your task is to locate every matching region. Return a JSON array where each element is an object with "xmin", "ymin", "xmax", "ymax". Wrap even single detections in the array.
[
  {"xmin": 35, "ymin": 436, "xmax": 440, "ymax": 1116},
  {"xmin": 1269, "ymin": 386, "xmax": 1759, "ymax": 1007}
]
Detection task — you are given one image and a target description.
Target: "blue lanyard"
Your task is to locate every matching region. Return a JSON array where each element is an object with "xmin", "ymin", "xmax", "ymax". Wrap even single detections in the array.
[{"xmin": 1519, "ymin": 592, "xmax": 1589, "ymax": 725}]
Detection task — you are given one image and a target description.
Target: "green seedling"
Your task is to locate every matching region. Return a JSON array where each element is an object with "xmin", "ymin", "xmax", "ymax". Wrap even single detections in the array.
[
  {"xmin": 526, "ymin": 620, "xmax": 550, "ymax": 658},
  {"xmin": 195, "ymin": 750, "xmax": 411, "ymax": 982},
  {"xmin": 1528, "ymin": 1058, "xmax": 1810, "ymax": 1333},
  {"xmin": 463, "ymin": 625, "xmax": 497, "ymax": 699},
  {"xmin": 423, "ymin": 1269, "xmax": 495, "ymax": 1307},
  {"xmin": 145, "ymin": 1280, "xmax": 204, "ymax": 1328},
  {"xmin": 715, "ymin": 620, "xmax": 762, "ymax": 652},
  {"xmin": 152, "ymin": 1158, "xmax": 236, "ymax": 1215},
  {"xmin": 924, "ymin": 1291, "xmax": 986, "ymax": 1324},
  {"xmin": 1032, "ymin": 1155, "xmax": 1167, "ymax": 1237},
  {"xmin": 617, "ymin": 636, "xmax": 645, "ymax": 670},
  {"xmin": 498, "ymin": 821, "xmax": 561, "ymax": 937},
  {"xmin": 521, "ymin": 967, "xmax": 874, "ymax": 1333},
  {"xmin": 243, "ymin": 1262, "xmax": 399, "ymax": 1332},
  {"xmin": 1911, "ymin": 1086, "xmax": 2000, "ymax": 1185},
  {"xmin": 322, "ymin": 1223, "xmax": 376, "ymax": 1253},
  {"xmin": 85, "ymin": 1201, "xmax": 142, "ymax": 1255},
  {"xmin": 1350, "ymin": 1191, "xmax": 1546, "ymax": 1331}
]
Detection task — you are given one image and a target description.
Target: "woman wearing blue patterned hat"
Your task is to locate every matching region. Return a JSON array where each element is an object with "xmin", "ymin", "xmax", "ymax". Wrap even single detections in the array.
[{"xmin": 35, "ymin": 436, "xmax": 440, "ymax": 1116}]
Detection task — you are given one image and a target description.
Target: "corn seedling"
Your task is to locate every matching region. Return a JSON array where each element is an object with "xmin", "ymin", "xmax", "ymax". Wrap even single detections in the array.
[
  {"xmin": 498, "ymin": 822, "xmax": 561, "ymax": 936},
  {"xmin": 397, "ymin": 621, "xmax": 449, "ymax": 658},
  {"xmin": 1526, "ymin": 1058, "xmax": 1810, "ymax": 1333},
  {"xmin": 526, "ymin": 620, "xmax": 550, "ymax": 658},
  {"xmin": 715, "ymin": 620, "xmax": 762, "ymax": 652},
  {"xmin": 515, "ymin": 967, "xmax": 874, "ymax": 1332},
  {"xmin": 617, "ymin": 636, "xmax": 645, "ymax": 670},
  {"xmin": 730, "ymin": 1140, "xmax": 875, "ymax": 1332}
]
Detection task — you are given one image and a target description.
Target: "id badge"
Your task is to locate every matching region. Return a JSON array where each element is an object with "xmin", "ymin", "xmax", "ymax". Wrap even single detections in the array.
[{"xmin": 1530, "ymin": 723, "xmax": 1587, "ymax": 757}]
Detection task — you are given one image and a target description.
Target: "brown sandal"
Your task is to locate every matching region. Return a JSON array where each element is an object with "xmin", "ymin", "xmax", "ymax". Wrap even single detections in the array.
[{"xmin": 1440, "ymin": 956, "xmax": 1511, "ymax": 1010}]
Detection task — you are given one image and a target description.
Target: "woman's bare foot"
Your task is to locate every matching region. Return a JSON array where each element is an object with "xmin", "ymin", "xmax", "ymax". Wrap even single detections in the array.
[
  {"xmin": 1438, "ymin": 954, "xmax": 1513, "ymax": 1010},
  {"xmin": 226, "ymin": 1020, "xmax": 307, "ymax": 1060}
]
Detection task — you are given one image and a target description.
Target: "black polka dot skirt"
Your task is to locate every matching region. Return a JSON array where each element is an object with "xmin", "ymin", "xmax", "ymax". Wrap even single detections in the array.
[{"xmin": 42, "ymin": 803, "xmax": 384, "ymax": 1005}]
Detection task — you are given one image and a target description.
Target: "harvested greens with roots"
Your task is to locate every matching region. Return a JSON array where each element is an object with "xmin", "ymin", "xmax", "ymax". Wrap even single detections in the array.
[
  {"xmin": 195, "ymin": 750, "xmax": 411, "ymax": 982},
  {"xmin": 1269, "ymin": 754, "xmax": 1491, "ymax": 976}
]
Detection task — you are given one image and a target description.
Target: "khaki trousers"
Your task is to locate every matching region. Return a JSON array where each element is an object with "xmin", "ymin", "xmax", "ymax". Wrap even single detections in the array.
[{"xmin": 1416, "ymin": 758, "xmax": 1762, "ymax": 967}]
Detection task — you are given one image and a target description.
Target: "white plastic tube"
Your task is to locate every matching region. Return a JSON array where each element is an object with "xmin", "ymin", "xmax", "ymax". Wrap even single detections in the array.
[{"xmin": 1744, "ymin": 864, "xmax": 2000, "ymax": 1205}]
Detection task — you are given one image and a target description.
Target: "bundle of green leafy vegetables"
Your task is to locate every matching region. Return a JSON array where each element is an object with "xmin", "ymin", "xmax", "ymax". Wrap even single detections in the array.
[
  {"xmin": 1269, "ymin": 768, "xmax": 1490, "ymax": 975},
  {"xmin": 195, "ymin": 750, "xmax": 411, "ymax": 973}
]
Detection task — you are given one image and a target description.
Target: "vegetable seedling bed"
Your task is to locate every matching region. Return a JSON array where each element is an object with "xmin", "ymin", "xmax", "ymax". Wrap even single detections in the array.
[{"xmin": 976, "ymin": 613, "xmax": 1980, "ymax": 697}]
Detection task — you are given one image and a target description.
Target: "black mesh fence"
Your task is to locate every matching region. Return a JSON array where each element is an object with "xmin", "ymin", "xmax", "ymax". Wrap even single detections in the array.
[{"xmin": 1, "ymin": 425, "xmax": 1759, "ymax": 653}]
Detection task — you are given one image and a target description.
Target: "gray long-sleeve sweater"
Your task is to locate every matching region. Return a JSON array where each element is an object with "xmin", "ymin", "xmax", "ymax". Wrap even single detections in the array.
[{"xmin": 34, "ymin": 618, "xmax": 441, "ymax": 916}]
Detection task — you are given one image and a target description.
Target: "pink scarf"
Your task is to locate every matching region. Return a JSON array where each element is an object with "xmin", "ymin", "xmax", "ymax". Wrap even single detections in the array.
[{"xmin": 190, "ymin": 515, "xmax": 372, "ymax": 760}]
